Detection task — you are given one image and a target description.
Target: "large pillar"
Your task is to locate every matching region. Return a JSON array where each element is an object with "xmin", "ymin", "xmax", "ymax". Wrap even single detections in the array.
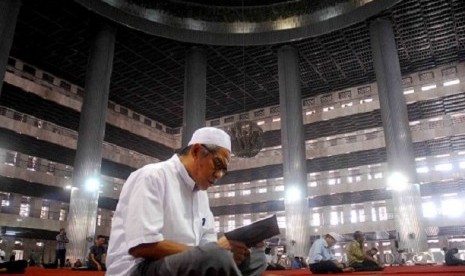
[
  {"xmin": 370, "ymin": 19, "xmax": 427, "ymax": 252},
  {"xmin": 278, "ymin": 45, "xmax": 309, "ymax": 257},
  {"xmin": 67, "ymin": 23, "xmax": 116, "ymax": 261},
  {"xmin": 181, "ymin": 47, "xmax": 207, "ymax": 146},
  {"xmin": 0, "ymin": 0, "xmax": 21, "ymax": 96}
]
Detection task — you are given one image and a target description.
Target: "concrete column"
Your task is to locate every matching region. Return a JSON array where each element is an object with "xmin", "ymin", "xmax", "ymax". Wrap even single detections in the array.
[
  {"xmin": 278, "ymin": 45, "xmax": 309, "ymax": 257},
  {"xmin": 49, "ymin": 201, "xmax": 61, "ymax": 221},
  {"xmin": 322, "ymin": 208, "xmax": 332, "ymax": 228},
  {"xmin": 343, "ymin": 205, "xmax": 352, "ymax": 224},
  {"xmin": 31, "ymin": 198, "xmax": 42, "ymax": 219},
  {"xmin": 370, "ymin": 18, "xmax": 427, "ymax": 252},
  {"xmin": 0, "ymin": 0, "xmax": 21, "ymax": 96},
  {"xmin": 8, "ymin": 194, "xmax": 21, "ymax": 215},
  {"xmin": 364, "ymin": 202, "xmax": 373, "ymax": 222},
  {"xmin": 182, "ymin": 47, "xmax": 207, "ymax": 147},
  {"xmin": 67, "ymin": 23, "xmax": 116, "ymax": 262}
]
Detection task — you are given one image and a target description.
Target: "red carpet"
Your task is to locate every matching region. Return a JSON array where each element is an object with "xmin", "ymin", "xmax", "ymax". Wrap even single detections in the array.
[
  {"xmin": 0, "ymin": 267, "xmax": 104, "ymax": 276},
  {"xmin": 1, "ymin": 265, "xmax": 464, "ymax": 276},
  {"xmin": 263, "ymin": 265, "xmax": 465, "ymax": 276}
]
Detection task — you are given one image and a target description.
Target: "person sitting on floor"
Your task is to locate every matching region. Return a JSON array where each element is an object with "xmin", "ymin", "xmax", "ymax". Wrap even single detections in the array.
[
  {"xmin": 89, "ymin": 235, "xmax": 107, "ymax": 271},
  {"xmin": 291, "ymin": 256, "xmax": 303, "ymax": 269},
  {"xmin": 307, "ymin": 232, "xmax": 354, "ymax": 274},
  {"xmin": 445, "ymin": 248, "xmax": 465, "ymax": 266},
  {"xmin": 64, "ymin": 258, "xmax": 72, "ymax": 267},
  {"xmin": 366, "ymin": 247, "xmax": 379, "ymax": 259},
  {"xmin": 265, "ymin": 247, "xmax": 286, "ymax": 270},
  {"xmin": 74, "ymin": 258, "xmax": 83, "ymax": 268},
  {"xmin": 0, "ymin": 259, "xmax": 28, "ymax": 274},
  {"xmin": 346, "ymin": 231, "xmax": 383, "ymax": 271}
]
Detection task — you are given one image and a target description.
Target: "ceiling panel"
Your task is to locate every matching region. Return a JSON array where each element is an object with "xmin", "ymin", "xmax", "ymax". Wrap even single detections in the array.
[{"xmin": 8, "ymin": 0, "xmax": 465, "ymax": 128}]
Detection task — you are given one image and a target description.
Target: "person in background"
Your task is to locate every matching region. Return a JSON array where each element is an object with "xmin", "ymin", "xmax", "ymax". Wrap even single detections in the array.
[
  {"xmin": 265, "ymin": 247, "xmax": 285, "ymax": 271},
  {"xmin": 299, "ymin": 257, "xmax": 308, "ymax": 268},
  {"xmin": 307, "ymin": 233, "xmax": 354, "ymax": 274},
  {"xmin": 445, "ymin": 248, "xmax": 465, "ymax": 266},
  {"xmin": 346, "ymin": 231, "xmax": 383, "ymax": 271},
  {"xmin": 291, "ymin": 256, "xmax": 303, "ymax": 269},
  {"xmin": 366, "ymin": 247, "xmax": 379, "ymax": 259},
  {"xmin": 55, "ymin": 228, "xmax": 69, "ymax": 268},
  {"xmin": 89, "ymin": 235, "xmax": 107, "ymax": 271},
  {"xmin": 106, "ymin": 127, "xmax": 267, "ymax": 276},
  {"xmin": 74, "ymin": 259, "xmax": 83, "ymax": 268},
  {"xmin": 0, "ymin": 251, "xmax": 27, "ymax": 274},
  {"xmin": 65, "ymin": 258, "xmax": 72, "ymax": 267},
  {"xmin": 28, "ymin": 250, "xmax": 40, "ymax": 266}
]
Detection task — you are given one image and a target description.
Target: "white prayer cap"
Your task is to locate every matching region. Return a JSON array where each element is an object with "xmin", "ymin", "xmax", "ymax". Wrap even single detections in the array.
[
  {"xmin": 327, "ymin": 232, "xmax": 342, "ymax": 241},
  {"xmin": 188, "ymin": 127, "xmax": 231, "ymax": 152}
]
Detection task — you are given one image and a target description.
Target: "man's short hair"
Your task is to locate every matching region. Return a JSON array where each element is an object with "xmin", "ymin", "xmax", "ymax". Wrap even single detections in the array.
[
  {"xmin": 96, "ymin": 235, "xmax": 106, "ymax": 240},
  {"xmin": 370, "ymin": 247, "xmax": 378, "ymax": 252},
  {"xmin": 353, "ymin": 231, "xmax": 364, "ymax": 239}
]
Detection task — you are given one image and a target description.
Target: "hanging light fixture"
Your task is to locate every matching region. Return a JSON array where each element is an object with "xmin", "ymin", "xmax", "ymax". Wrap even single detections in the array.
[
  {"xmin": 229, "ymin": 120, "xmax": 263, "ymax": 158},
  {"xmin": 227, "ymin": 1, "xmax": 263, "ymax": 158}
]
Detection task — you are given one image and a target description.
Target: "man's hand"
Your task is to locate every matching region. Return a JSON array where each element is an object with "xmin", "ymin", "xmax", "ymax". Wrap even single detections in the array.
[
  {"xmin": 332, "ymin": 260, "xmax": 344, "ymax": 269},
  {"xmin": 97, "ymin": 264, "xmax": 102, "ymax": 271},
  {"xmin": 217, "ymin": 236, "xmax": 250, "ymax": 265}
]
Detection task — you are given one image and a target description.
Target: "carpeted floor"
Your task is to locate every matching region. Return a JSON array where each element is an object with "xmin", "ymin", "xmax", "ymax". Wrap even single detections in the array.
[
  {"xmin": 263, "ymin": 265, "xmax": 465, "ymax": 276},
  {"xmin": 0, "ymin": 267, "xmax": 104, "ymax": 276},
  {"xmin": 1, "ymin": 265, "xmax": 464, "ymax": 276}
]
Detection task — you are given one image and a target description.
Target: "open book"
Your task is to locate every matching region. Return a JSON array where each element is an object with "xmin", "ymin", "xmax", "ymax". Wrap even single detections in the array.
[{"xmin": 224, "ymin": 214, "xmax": 280, "ymax": 247}]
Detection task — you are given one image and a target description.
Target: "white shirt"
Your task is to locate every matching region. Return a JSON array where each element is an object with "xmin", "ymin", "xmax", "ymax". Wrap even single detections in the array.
[
  {"xmin": 307, "ymin": 238, "xmax": 337, "ymax": 264},
  {"xmin": 106, "ymin": 155, "xmax": 217, "ymax": 276}
]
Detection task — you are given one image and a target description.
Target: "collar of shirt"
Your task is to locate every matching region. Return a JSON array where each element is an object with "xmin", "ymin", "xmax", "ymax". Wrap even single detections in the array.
[
  {"xmin": 322, "ymin": 239, "xmax": 330, "ymax": 248},
  {"xmin": 172, "ymin": 154, "xmax": 196, "ymax": 191}
]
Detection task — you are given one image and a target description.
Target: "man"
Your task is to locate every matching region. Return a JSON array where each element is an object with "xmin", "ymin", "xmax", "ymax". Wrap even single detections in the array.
[
  {"xmin": 89, "ymin": 235, "xmax": 107, "ymax": 271},
  {"xmin": 291, "ymin": 256, "xmax": 303, "ymax": 269},
  {"xmin": 55, "ymin": 228, "xmax": 69, "ymax": 268},
  {"xmin": 307, "ymin": 233, "xmax": 353, "ymax": 274},
  {"xmin": 264, "ymin": 247, "xmax": 285, "ymax": 271},
  {"xmin": 445, "ymin": 248, "xmax": 465, "ymax": 266},
  {"xmin": 366, "ymin": 247, "xmax": 379, "ymax": 259},
  {"xmin": 106, "ymin": 127, "xmax": 267, "ymax": 276},
  {"xmin": 346, "ymin": 231, "xmax": 383, "ymax": 271},
  {"xmin": 0, "ymin": 249, "xmax": 27, "ymax": 274},
  {"xmin": 74, "ymin": 259, "xmax": 83, "ymax": 268}
]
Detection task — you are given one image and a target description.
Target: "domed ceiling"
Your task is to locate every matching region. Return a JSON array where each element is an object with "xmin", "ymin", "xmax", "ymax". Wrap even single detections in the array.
[
  {"xmin": 6, "ymin": 0, "xmax": 465, "ymax": 129},
  {"xmin": 74, "ymin": 0, "xmax": 399, "ymax": 45}
]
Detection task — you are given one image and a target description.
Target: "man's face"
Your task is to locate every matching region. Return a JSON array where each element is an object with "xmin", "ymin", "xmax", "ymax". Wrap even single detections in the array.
[
  {"xmin": 96, "ymin": 237, "xmax": 105, "ymax": 246},
  {"xmin": 325, "ymin": 236, "xmax": 337, "ymax": 247},
  {"xmin": 192, "ymin": 144, "xmax": 230, "ymax": 190},
  {"xmin": 369, "ymin": 249, "xmax": 377, "ymax": 256},
  {"xmin": 355, "ymin": 232, "xmax": 365, "ymax": 243}
]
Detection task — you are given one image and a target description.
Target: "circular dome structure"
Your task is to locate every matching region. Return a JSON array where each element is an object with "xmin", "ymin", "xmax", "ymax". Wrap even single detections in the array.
[{"xmin": 74, "ymin": 0, "xmax": 399, "ymax": 45}]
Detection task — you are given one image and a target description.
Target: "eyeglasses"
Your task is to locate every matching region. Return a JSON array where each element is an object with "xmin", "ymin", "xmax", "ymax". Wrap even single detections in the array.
[{"xmin": 201, "ymin": 144, "xmax": 228, "ymax": 176}]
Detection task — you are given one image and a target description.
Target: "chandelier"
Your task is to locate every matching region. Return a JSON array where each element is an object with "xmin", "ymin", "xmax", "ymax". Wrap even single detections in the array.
[{"xmin": 228, "ymin": 120, "xmax": 264, "ymax": 158}]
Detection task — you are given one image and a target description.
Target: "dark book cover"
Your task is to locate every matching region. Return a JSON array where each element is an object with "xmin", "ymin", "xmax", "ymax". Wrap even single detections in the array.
[{"xmin": 224, "ymin": 214, "xmax": 280, "ymax": 247}]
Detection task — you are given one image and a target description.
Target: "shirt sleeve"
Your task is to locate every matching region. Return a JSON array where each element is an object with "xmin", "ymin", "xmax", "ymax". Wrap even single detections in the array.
[
  {"xmin": 89, "ymin": 246, "xmax": 96, "ymax": 256},
  {"xmin": 123, "ymin": 169, "xmax": 166, "ymax": 251},
  {"xmin": 309, "ymin": 239, "xmax": 324, "ymax": 262}
]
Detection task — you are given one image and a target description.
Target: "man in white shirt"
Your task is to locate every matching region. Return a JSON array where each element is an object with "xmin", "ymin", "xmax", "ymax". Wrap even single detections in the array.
[
  {"xmin": 106, "ymin": 127, "xmax": 266, "ymax": 276},
  {"xmin": 307, "ymin": 233, "xmax": 354, "ymax": 274}
]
